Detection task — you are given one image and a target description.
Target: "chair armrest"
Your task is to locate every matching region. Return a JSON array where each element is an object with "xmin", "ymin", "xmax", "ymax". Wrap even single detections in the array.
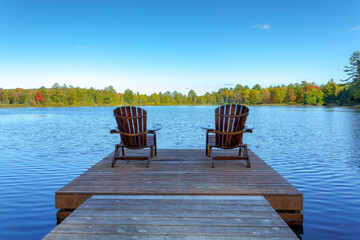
[
  {"xmin": 148, "ymin": 124, "xmax": 163, "ymax": 132},
  {"xmin": 243, "ymin": 126, "xmax": 254, "ymax": 133},
  {"xmin": 110, "ymin": 129, "xmax": 120, "ymax": 134},
  {"xmin": 201, "ymin": 124, "xmax": 214, "ymax": 131}
]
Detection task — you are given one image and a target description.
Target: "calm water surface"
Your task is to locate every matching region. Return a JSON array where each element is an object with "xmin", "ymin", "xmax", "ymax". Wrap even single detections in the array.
[{"xmin": 0, "ymin": 106, "xmax": 359, "ymax": 239}]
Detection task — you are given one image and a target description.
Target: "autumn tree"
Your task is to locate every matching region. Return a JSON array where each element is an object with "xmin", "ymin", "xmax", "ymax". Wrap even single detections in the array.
[
  {"xmin": 103, "ymin": 86, "xmax": 118, "ymax": 105},
  {"xmin": 218, "ymin": 88, "xmax": 230, "ymax": 103},
  {"xmin": 270, "ymin": 87, "xmax": 286, "ymax": 103},
  {"xmin": 304, "ymin": 85, "xmax": 323, "ymax": 105},
  {"xmin": 39, "ymin": 86, "xmax": 50, "ymax": 103},
  {"xmin": 235, "ymin": 84, "xmax": 244, "ymax": 91},
  {"xmin": 242, "ymin": 89, "xmax": 250, "ymax": 103},
  {"xmin": 1, "ymin": 91, "xmax": 9, "ymax": 104},
  {"xmin": 35, "ymin": 92, "xmax": 44, "ymax": 104},
  {"xmin": 249, "ymin": 89, "xmax": 262, "ymax": 104},
  {"xmin": 150, "ymin": 93, "xmax": 161, "ymax": 105},
  {"xmin": 20, "ymin": 91, "xmax": 30, "ymax": 104}
]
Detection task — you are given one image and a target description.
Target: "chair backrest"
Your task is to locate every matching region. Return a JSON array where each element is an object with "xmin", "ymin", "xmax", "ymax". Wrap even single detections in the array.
[
  {"xmin": 215, "ymin": 104, "xmax": 249, "ymax": 148},
  {"xmin": 113, "ymin": 106, "xmax": 147, "ymax": 148}
]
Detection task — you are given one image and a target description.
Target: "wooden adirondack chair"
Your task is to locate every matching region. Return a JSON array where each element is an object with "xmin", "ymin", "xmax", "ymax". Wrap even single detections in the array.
[
  {"xmin": 110, "ymin": 106, "xmax": 161, "ymax": 168},
  {"xmin": 205, "ymin": 104, "xmax": 252, "ymax": 168}
]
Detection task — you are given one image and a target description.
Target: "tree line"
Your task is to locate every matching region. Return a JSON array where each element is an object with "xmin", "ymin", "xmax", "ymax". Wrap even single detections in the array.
[{"xmin": 1, "ymin": 51, "xmax": 359, "ymax": 107}]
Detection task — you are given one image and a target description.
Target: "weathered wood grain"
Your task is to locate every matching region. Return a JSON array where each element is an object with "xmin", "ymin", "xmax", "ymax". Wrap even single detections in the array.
[{"xmin": 45, "ymin": 195, "xmax": 298, "ymax": 239}]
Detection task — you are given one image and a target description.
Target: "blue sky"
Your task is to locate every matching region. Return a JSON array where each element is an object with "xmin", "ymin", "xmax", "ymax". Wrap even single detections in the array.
[{"xmin": 0, "ymin": 0, "xmax": 359, "ymax": 94}]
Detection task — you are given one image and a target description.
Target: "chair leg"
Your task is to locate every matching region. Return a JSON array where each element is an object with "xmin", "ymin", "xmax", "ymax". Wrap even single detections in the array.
[
  {"xmin": 151, "ymin": 146, "xmax": 154, "ymax": 157},
  {"xmin": 111, "ymin": 155, "xmax": 115, "ymax": 168},
  {"xmin": 112, "ymin": 145, "xmax": 120, "ymax": 168},
  {"xmin": 210, "ymin": 148, "xmax": 215, "ymax": 168},
  {"xmin": 154, "ymin": 133, "xmax": 157, "ymax": 156},
  {"xmin": 147, "ymin": 148, "xmax": 152, "ymax": 168},
  {"xmin": 207, "ymin": 145, "xmax": 211, "ymax": 157},
  {"xmin": 244, "ymin": 145, "xmax": 251, "ymax": 168},
  {"xmin": 122, "ymin": 147, "xmax": 125, "ymax": 156},
  {"xmin": 205, "ymin": 132, "xmax": 209, "ymax": 156}
]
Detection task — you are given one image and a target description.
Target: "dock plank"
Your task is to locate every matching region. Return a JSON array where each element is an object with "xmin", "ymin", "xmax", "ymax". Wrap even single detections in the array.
[{"xmin": 45, "ymin": 195, "xmax": 298, "ymax": 239}]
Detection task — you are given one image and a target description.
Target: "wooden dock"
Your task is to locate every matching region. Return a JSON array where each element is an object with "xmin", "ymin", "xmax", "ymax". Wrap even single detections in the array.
[
  {"xmin": 55, "ymin": 149, "xmax": 303, "ymax": 226},
  {"xmin": 45, "ymin": 195, "xmax": 298, "ymax": 239}
]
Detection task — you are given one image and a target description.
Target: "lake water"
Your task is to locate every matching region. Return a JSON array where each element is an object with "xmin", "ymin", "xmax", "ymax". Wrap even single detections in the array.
[{"xmin": 0, "ymin": 106, "xmax": 359, "ymax": 239}]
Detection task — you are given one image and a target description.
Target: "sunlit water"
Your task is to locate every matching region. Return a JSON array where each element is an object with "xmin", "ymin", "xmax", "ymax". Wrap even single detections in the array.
[{"xmin": 0, "ymin": 106, "xmax": 359, "ymax": 239}]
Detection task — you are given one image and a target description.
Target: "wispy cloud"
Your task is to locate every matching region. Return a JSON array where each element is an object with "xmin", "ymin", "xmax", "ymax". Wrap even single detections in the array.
[
  {"xmin": 349, "ymin": 25, "xmax": 360, "ymax": 31},
  {"xmin": 75, "ymin": 45, "xmax": 91, "ymax": 49},
  {"xmin": 252, "ymin": 24, "xmax": 271, "ymax": 30},
  {"xmin": 223, "ymin": 83, "xmax": 234, "ymax": 86}
]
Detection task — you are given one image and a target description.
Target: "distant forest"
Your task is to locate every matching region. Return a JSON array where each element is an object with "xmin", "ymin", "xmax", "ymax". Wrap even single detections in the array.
[
  {"xmin": 0, "ymin": 79, "xmax": 357, "ymax": 107},
  {"xmin": 1, "ymin": 51, "xmax": 359, "ymax": 107}
]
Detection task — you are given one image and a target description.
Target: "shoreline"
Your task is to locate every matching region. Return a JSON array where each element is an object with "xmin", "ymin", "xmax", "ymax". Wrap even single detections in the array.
[{"xmin": 1, "ymin": 103, "xmax": 359, "ymax": 109}]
